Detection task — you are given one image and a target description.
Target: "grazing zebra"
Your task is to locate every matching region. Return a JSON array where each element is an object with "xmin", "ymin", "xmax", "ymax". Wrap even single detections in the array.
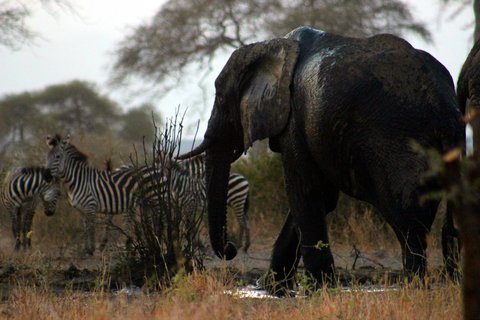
[
  {"xmin": 166, "ymin": 153, "xmax": 251, "ymax": 252},
  {"xmin": 1, "ymin": 167, "xmax": 61, "ymax": 250}
]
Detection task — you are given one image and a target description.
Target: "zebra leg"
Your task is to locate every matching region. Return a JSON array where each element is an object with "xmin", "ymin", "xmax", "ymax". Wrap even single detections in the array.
[
  {"xmin": 12, "ymin": 208, "xmax": 21, "ymax": 250},
  {"xmin": 82, "ymin": 212, "xmax": 96, "ymax": 256},
  {"xmin": 23, "ymin": 207, "xmax": 35, "ymax": 250},
  {"xmin": 238, "ymin": 215, "xmax": 250, "ymax": 253},
  {"xmin": 99, "ymin": 214, "xmax": 114, "ymax": 251}
]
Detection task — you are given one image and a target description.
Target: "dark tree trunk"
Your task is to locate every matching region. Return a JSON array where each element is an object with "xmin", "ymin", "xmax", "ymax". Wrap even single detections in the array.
[
  {"xmin": 444, "ymin": 153, "xmax": 480, "ymax": 320},
  {"xmin": 466, "ymin": 3, "xmax": 480, "ymax": 318},
  {"xmin": 474, "ymin": 0, "xmax": 480, "ymax": 42}
]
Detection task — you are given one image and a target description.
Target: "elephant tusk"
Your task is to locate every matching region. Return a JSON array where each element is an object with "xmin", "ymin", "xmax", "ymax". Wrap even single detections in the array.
[{"xmin": 176, "ymin": 137, "xmax": 213, "ymax": 160}]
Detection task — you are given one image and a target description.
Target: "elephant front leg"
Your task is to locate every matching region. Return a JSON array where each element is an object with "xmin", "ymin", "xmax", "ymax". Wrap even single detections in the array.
[
  {"xmin": 297, "ymin": 209, "xmax": 335, "ymax": 288},
  {"xmin": 281, "ymin": 155, "xmax": 338, "ymax": 290},
  {"xmin": 263, "ymin": 211, "xmax": 300, "ymax": 295}
]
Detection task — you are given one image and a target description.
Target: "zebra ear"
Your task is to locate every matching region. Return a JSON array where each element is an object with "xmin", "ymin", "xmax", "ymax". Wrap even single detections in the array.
[
  {"xmin": 60, "ymin": 135, "xmax": 70, "ymax": 149},
  {"xmin": 46, "ymin": 135, "xmax": 58, "ymax": 149}
]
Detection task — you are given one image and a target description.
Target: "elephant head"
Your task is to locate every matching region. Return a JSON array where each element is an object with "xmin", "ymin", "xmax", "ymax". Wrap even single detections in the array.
[{"xmin": 179, "ymin": 38, "xmax": 299, "ymax": 260}]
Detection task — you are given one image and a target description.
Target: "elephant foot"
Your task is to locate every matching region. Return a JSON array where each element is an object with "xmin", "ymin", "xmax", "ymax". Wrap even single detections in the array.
[
  {"xmin": 442, "ymin": 228, "xmax": 461, "ymax": 282},
  {"xmin": 305, "ymin": 270, "xmax": 336, "ymax": 289},
  {"xmin": 256, "ymin": 269, "xmax": 297, "ymax": 297}
]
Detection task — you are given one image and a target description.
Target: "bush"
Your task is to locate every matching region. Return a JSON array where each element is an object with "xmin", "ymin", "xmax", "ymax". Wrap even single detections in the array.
[{"xmin": 112, "ymin": 116, "xmax": 205, "ymax": 288}]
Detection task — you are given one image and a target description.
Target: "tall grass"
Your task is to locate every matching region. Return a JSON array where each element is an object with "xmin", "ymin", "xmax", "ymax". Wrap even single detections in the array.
[{"xmin": 0, "ymin": 271, "xmax": 461, "ymax": 320}]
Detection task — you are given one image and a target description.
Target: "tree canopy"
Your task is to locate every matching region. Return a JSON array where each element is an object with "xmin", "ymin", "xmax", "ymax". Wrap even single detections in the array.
[
  {"xmin": 0, "ymin": 80, "xmax": 162, "ymax": 162},
  {"xmin": 109, "ymin": 0, "xmax": 431, "ymax": 93}
]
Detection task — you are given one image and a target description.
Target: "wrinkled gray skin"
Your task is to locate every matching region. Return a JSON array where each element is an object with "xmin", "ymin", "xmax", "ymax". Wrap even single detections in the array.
[{"xmin": 180, "ymin": 27, "xmax": 464, "ymax": 293}]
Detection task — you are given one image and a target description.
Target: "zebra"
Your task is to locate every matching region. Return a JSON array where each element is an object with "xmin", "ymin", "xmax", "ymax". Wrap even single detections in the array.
[
  {"xmin": 45, "ymin": 134, "xmax": 155, "ymax": 254},
  {"xmin": 1, "ymin": 167, "xmax": 61, "ymax": 250},
  {"xmin": 162, "ymin": 152, "xmax": 251, "ymax": 252},
  {"xmin": 45, "ymin": 134, "xmax": 192, "ymax": 255}
]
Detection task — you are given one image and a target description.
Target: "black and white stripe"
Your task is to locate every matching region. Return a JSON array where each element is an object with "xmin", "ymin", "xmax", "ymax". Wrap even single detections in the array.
[
  {"xmin": 175, "ymin": 153, "xmax": 251, "ymax": 251},
  {"xmin": 46, "ymin": 135, "xmax": 153, "ymax": 254},
  {"xmin": 1, "ymin": 167, "xmax": 61, "ymax": 250}
]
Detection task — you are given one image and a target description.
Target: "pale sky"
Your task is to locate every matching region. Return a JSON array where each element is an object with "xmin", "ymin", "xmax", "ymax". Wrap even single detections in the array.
[{"xmin": 0, "ymin": 0, "xmax": 476, "ymax": 137}]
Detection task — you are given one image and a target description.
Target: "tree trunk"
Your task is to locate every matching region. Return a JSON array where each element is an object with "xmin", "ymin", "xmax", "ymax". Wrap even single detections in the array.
[
  {"xmin": 467, "ymin": 3, "xmax": 480, "ymax": 319},
  {"xmin": 474, "ymin": 0, "xmax": 480, "ymax": 42},
  {"xmin": 444, "ymin": 152, "xmax": 480, "ymax": 320}
]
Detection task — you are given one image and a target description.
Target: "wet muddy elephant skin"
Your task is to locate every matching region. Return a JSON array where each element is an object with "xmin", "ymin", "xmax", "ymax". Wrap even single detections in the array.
[{"xmin": 180, "ymin": 27, "xmax": 464, "ymax": 292}]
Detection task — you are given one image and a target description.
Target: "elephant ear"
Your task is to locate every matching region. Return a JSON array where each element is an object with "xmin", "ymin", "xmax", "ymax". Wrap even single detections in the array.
[{"xmin": 236, "ymin": 38, "xmax": 299, "ymax": 149}]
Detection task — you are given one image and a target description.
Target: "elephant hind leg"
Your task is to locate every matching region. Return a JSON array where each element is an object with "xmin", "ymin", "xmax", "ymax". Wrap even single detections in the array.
[
  {"xmin": 392, "ymin": 217, "xmax": 432, "ymax": 280},
  {"xmin": 441, "ymin": 200, "xmax": 461, "ymax": 280}
]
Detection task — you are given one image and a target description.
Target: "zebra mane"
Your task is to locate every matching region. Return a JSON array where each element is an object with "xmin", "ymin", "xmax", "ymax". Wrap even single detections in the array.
[
  {"xmin": 49, "ymin": 133, "xmax": 89, "ymax": 163},
  {"xmin": 104, "ymin": 159, "xmax": 112, "ymax": 171},
  {"xmin": 47, "ymin": 134, "xmax": 63, "ymax": 147},
  {"xmin": 65, "ymin": 143, "xmax": 89, "ymax": 163}
]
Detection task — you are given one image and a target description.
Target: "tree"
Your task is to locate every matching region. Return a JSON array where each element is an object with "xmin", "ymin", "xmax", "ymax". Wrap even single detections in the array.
[
  {"xmin": 37, "ymin": 80, "xmax": 122, "ymax": 136},
  {"xmin": 109, "ymin": 0, "xmax": 430, "ymax": 94},
  {"xmin": 120, "ymin": 103, "xmax": 162, "ymax": 143},
  {"xmin": 0, "ymin": 0, "xmax": 71, "ymax": 50},
  {"xmin": 0, "ymin": 92, "xmax": 39, "ymax": 144}
]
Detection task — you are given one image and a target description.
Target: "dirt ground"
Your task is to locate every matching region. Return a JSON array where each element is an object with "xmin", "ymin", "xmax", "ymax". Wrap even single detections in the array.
[{"xmin": 0, "ymin": 214, "xmax": 447, "ymax": 298}]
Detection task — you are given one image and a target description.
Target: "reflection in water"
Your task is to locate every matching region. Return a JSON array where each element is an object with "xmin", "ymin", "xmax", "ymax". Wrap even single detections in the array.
[{"xmin": 225, "ymin": 285, "xmax": 401, "ymax": 299}]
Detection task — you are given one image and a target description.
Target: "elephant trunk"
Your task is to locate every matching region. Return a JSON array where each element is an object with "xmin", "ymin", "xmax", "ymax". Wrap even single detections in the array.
[{"xmin": 205, "ymin": 147, "xmax": 237, "ymax": 260}]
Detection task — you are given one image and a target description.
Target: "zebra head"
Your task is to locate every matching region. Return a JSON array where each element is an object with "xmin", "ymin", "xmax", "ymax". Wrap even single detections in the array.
[
  {"xmin": 46, "ymin": 134, "xmax": 70, "ymax": 177},
  {"xmin": 41, "ymin": 173, "xmax": 61, "ymax": 216}
]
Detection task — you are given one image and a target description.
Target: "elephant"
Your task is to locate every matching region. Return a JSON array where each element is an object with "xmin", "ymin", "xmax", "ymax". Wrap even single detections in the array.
[
  {"xmin": 179, "ymin": 26, "xmax": 464, "ymax": 293},
  {"xmin": 457, "ymin": 38, "xmax": 480, "ymax": 154}
]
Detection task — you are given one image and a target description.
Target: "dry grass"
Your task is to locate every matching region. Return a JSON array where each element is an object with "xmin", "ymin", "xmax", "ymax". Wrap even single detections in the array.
[
  {"xmin": 0, "ymin": 206, "xmax": 462, "ymax": 320},
  {"xmin": 0, "ymin": 271, "xmax": 461, "ymax": 320}
]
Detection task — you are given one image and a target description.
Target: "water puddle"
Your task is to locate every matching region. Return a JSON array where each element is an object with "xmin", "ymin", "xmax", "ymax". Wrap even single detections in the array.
[{"xmin": 225, "ymin": 284, "xmax": 401, "ymax": 299}]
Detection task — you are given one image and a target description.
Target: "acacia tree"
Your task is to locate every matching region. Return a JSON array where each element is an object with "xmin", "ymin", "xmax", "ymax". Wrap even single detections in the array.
[
  {"xmin": 0, "ymin": 92, "xmax": 39, "ymax": 144},
  {"xmin": 438, "ymin": 0, "xmax": 479, "ymax": 40},
  {"xmin": 109, "ymin": 0, "xmax": 430, "ymax": 93},
  {"xmin": 120, "ymin": 103, "xmax": 162, "ymax": 143},
  {"xmin": 37, "ymin": 80, "xmax": 122, "ymax": 136}
]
